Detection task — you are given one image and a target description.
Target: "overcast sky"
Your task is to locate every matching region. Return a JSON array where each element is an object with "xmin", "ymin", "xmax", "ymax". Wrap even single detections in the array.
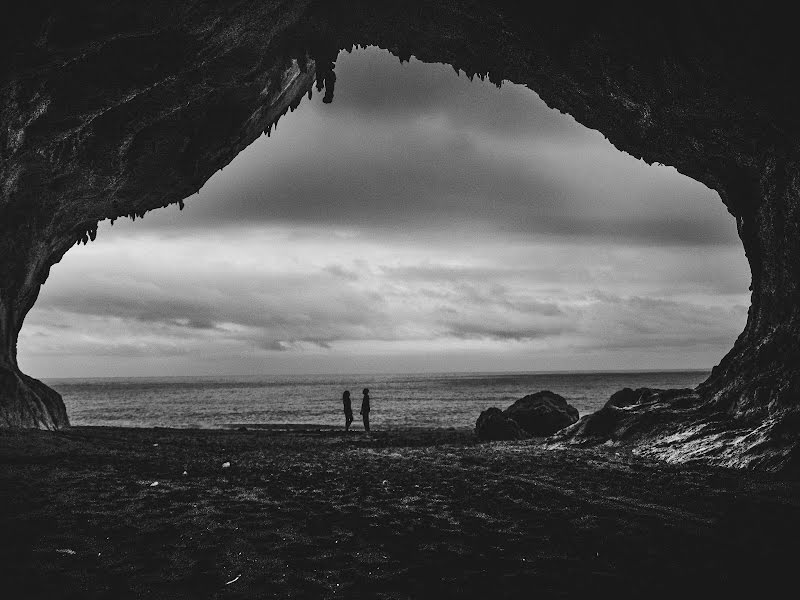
[{"xmin": 20, "ymin": 48, "xmax": 751, "ymax": 378}]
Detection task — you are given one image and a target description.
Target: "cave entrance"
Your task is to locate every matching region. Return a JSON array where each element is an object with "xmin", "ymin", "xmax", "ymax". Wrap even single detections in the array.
[{"xmin": 19, "ymin": 47, "xmax": 749, "ymax": 421}]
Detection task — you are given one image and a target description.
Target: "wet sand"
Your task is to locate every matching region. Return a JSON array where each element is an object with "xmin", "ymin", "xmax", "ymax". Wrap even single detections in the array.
[{"xmin": 1, "ymin": 426, "xmax": 798, "ymax": 598}]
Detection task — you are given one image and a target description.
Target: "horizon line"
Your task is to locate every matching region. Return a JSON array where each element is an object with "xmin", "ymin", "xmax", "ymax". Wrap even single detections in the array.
[{"xmin": 42, "ymin": 367, "xmax": 712, "ymax": 381}]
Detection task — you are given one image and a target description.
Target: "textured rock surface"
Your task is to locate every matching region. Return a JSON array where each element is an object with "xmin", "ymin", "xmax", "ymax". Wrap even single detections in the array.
[
  {"xmin": 552, "ymin": 386, "xmax": 800, "ymax": 472},
  {"xmin": 475, "ymin": 407, "xmax": 528, "ymax": 441},
  {"xmin": 558, "ymin": 388, "xmax": 699, "ymax": 442},
  {"xmin": 2, "ymin": 2, "xmax": 800, "ymax": 468},
  {"xmin": 503, "ymin": 391, "xmax": 579, "ymax": 437},
  {"xmin": 0, "ymin": 368, "xmax": 67, "ymax": 429}
]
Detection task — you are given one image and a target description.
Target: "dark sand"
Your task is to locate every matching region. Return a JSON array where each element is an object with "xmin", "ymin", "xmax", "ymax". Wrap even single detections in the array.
[{"xmin": 2, "ymin": 426, "xmax": 799, "ymax": 598}]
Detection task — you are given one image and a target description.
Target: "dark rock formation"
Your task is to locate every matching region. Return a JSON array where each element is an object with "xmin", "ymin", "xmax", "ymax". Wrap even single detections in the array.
[
  {"xmin": 558, "ymin": 388, "xmax": 698, "ymax": 442},
  {"xmin": 503, "ymin": 391, "xmax": 579, "ymax": 437},
  {"xmin": 475, "ymin": 407, "xmax": 528, "ymax": 441},
  {"xmin": 2, "ymin": 2, "xmax": 800, "ymax": 468},
  {"xmin": 476, "ymin": 391, "xmax": 578, "ymax": 440},
  {"xmin": 553, "ymin": 386, "xmax": 800, "ymax": 471},
  {"xmin": 0, "ymin": 368, "xmax": 67, "ymax": 429}
]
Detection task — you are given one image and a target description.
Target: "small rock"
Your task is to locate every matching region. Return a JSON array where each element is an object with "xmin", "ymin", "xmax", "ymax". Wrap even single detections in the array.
[
  {"xmin": 222, "ymin": 462, "xmax": 231, "ymax": 468},
  {"xmin": 150, "ymin": 481, "xmax": 159, "ymax": 487},
  {"xmin": 475, "ymin": 407, "xmax": 528, "ymax": 441}
]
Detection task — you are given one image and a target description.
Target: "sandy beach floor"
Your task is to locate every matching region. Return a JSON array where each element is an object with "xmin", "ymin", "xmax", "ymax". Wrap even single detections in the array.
[{"xmin": 1, "ymin": 425, "xmax": 799, "ymax": 598}]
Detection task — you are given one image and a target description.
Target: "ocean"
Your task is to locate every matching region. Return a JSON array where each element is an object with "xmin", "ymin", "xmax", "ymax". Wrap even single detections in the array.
[{"xmin": 46, "ymin": 370, "xmax": 710, "ymax": 430}]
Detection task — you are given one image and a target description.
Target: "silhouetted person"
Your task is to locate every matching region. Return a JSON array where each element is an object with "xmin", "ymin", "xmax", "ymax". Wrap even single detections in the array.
[
  {"xmin": 360, "ymin": 388, "xmax": 371, "ymax": 433},
  {"xmin": 342, "ymin": 390, "xmax": 353, "ymax": 431}
]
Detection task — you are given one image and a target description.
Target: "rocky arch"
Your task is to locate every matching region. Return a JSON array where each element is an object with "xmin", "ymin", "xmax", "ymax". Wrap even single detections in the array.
[{"xmin": 2, "ymin": 2, "xmax": 798, "ymax": 470}]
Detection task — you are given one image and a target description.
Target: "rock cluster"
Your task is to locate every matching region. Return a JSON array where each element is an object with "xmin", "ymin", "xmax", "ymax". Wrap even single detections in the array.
[{"xmin": 476, "ymin": 391, "xmax": 579, "ymax": 441}]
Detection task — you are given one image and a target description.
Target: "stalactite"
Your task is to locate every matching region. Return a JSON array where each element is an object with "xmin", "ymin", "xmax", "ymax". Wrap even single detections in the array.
[
  {"xmin": 310, "ymin": 42, "xmax": 338, "ymax": 104},
  {"xmin": 322, "ymin": 69, "xmax": 335, "ymax": 104}
]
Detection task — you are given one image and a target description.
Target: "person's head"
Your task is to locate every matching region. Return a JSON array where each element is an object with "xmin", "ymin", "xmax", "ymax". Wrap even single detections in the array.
[
  {"xmin": 363, "ymin": 388, "xmax": 369, "ymax": 396},
  {"xmin": 343, "ymin": 390, "xmax": 350, "ymax": 399}
]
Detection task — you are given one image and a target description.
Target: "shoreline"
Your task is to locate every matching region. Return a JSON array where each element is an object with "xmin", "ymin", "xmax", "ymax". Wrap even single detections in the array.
[
  {"xmin": 2, "ymin": 426, "xmax": 798, "ymax": 597},
  {"xmin": 63, "ymin": 423, "xmax": 473, "ymax": 431}
]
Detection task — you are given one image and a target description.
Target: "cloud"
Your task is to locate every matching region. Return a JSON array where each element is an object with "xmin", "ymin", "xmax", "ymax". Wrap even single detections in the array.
[
  {"xmin": 119, "ymin": 47, "xmax": 740, "ymax": 249},
  {"xmin": 436, "ymin": 316, "xmax": 569, "ymax": 342},
  {"xmin": 563, "ymin": 292, "xmax": 748, "ymax": 352},
  {"xmin": 20, "ymin": 225, "xmax": 749, "ymax": 377},
  {"xmin": 18, "ymin": 48, "xmax": 752, "ymax": 377}
]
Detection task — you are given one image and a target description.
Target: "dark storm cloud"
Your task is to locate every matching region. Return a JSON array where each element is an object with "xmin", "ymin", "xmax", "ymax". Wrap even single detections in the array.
[
  {"xmin": 386, "ymin": 264, "xmax": 591, "ymax": 288},
  {"xmin": 122, "ymin": 47, "xmax": 740, "ymax": 248},
  {"xmin": 436, "ymin": 315, "xmax": 569, "ymax": 342},
  {"xmin": 323, "ymin": 264, "xmax": 360, "ymax": 281},
  {"xmin": 33, "ymin": 265, "xmax": 391, "ymax": 342},
  {"xmin": 155, "ymin": 120, "xmax": 571, "ymax": 232},
  {"xmin": 257, "ymin": 338, "xmax": 333, "ymax": 351},
  {"xmin": 162, "ymin": 127, "xmax": 736, "ymax": 246},
  {"xmin": 36, "ymin": 292, "xmax": 217, "ymax": 329},
  {"xmin": 438, "ymin": 283, "xmax": 565, "ymax": 316}
]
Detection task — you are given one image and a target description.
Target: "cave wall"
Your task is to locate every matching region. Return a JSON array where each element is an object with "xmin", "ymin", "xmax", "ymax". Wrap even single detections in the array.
[{"xmin": 2, "ymin": 1, "xmax": 799, "ymax": 468}]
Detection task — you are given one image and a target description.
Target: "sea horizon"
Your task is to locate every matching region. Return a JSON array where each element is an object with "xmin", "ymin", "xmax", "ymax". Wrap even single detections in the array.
[
  {"xmin": 47, "ymin": 369, "xmax": 711, "ymax": 430},
  {"xmin": 42, "ymin": 366, "xmax": 712, "ymax": 383}
]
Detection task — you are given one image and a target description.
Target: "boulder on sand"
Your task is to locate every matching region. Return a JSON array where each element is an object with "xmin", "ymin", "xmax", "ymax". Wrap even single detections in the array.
[
  {"xmin": 475, "ymin": 407, "xmax": 528, "ymax": 441},
  {"xmin": 503, "ymin": 391, "xmax": 579, "ymax": 436}
]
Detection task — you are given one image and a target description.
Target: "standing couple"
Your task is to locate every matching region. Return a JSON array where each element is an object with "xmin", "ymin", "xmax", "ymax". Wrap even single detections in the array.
[{"xmin": 342, "ymin": 388, "xmax": 370, "ymax": 432}]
